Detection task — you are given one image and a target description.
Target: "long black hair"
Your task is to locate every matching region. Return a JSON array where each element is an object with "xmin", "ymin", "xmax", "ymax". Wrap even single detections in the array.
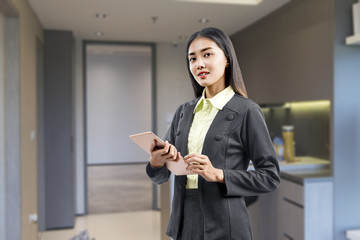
[{"xmin": 186, "ymin": 27, "xmax": 248, "ymax": 98}]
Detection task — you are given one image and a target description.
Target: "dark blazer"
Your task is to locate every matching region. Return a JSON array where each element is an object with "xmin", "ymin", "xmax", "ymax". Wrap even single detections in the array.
[{"xmin": 146, "ymin": 94, "xmax": 280, "ymax": 240}]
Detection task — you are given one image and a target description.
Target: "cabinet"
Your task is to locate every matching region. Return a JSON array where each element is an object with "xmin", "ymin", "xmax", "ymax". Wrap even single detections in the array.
[{"xmin": 249, "ymin": 172, "xmax": 333, "ymax": 240}]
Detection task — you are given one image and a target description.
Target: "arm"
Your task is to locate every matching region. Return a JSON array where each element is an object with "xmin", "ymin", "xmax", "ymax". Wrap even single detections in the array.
[
  {"xmin": 146, "ymin": 140, "xmax": 180, "ymax": 185},
  {"xmin": 223, "ymin": 104, "xmax": 280, "ymax": 197},
  {"xmin": 146, "ymin": 107, "xmax": 181, "ymax": 184}
]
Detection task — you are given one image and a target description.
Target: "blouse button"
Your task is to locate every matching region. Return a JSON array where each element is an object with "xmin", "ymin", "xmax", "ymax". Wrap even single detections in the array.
[
  {"xmin": 227, "ymin": 114, "xmax": 235, "ymax": 121},
  {"xmin": 215, "ymin": 135, "xmax": 222, "ymax": 141},
  {"xmin": 177, "ymin": 131, "xmax": 181, "ymax": 136}
]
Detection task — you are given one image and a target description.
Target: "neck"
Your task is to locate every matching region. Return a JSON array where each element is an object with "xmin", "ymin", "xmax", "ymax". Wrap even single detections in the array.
[{"xmin": 205, "ymin": 84, "xmax": 226, "ymax": 98}]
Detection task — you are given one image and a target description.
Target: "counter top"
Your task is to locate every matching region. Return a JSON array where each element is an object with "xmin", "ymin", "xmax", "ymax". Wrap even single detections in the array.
[
  {"xmin": 278, "ymin": 156, "xmax": 330, "ymax": 171},
  {"xmin": 278, "ymin": 156, "xmax": 331, "ymax": 184}
]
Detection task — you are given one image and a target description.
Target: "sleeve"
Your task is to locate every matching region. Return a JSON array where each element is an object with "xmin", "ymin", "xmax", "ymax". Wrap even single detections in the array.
[
  {"xmin": 223, "ymin": 104, "xmax": 280, "ymax": 197},
  {"xmin": 146, "ymin": 105, "xmax": 181, "ymax": 185}
]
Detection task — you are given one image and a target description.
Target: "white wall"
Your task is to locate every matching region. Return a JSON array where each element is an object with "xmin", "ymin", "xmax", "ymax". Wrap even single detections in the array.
[
  {"xmin": 156, "ymin": 42, "xmax": 194, "ymax": 138},
  {"xmin": 86, "ymin": 47, "xmax": 152, "ymax": 164}
]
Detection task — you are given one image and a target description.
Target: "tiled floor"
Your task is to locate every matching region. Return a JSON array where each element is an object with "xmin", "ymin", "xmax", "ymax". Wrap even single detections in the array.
[{"xmin": 39, "ymin": 210, "xmax": 160, "ymax": 240}]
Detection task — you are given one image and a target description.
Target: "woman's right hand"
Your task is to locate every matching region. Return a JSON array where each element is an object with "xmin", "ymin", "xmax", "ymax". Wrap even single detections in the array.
[{"xmin": 149, "ymin": 140, "xmax": 181, "ymax": 168}]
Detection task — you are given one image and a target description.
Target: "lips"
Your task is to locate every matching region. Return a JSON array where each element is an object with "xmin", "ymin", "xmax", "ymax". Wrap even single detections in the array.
[{"xmin": 198, "ymin": 71, "xmax": 210, "ymax": 77}]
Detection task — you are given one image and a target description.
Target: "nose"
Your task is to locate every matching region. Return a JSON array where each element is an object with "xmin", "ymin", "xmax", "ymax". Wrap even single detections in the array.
[{"xmin": 196, "ymin": 59, "xmax": 205, "ymax": 70}]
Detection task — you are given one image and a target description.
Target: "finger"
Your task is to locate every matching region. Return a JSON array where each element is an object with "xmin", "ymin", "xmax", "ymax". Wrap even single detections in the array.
[
  {"xmin": 166, "ymin": 145, "xmax": 176, "ymax": 160},
  {"xmin": 187, "ymin": 164, "xmax": 203, "ymax": 172},
  {"xmin": 184, "ymin": 153, "xmax": 198, "ymax": 160},
  {"xmin": 162, "ymin": 141, "xmax": 170, "ymax": 155},
  {"xmin": 170, "ymin": 145, "xmax": 176, "ymax": 158},
  {"xmin": 193, "ymin": 157, "xmax": 208, "ymax": 165},
  {"xmin": 150, "ymin": 140, "xmax": 156, "ymax": 152},
  {"xmin": 174, "ymin": 152, "xmax": 181, "ymax": 162},
  {"xmin": 172, "ymin": 147, "xmax": 178, "ymax": 160},
  {"xmin": 189, "ymin": 168, "xmax": 201, "ymax": 174},
  {"xmin": 184, "ymin": 153, "xmax": 207, "ymax": 160},
  {"xmin": 184, "ymin": 156, "xmax": 202, "ymax": 165}
]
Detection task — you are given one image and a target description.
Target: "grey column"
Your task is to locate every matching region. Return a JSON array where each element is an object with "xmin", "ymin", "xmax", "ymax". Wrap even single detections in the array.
[
  {"xmin": 43, "ymin": 30, "xmax": 75, "ymax": 229},
  {"xmin": 4, "ymin": 16, "xmax": 21, "ymax": 240},
  {"xmin": 0, "ymin": 12, "xmax": 6, "ymax": 240}
]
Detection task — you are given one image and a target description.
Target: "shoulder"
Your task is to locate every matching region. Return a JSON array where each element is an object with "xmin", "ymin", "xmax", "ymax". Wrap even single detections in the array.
[
  {"xmin": 225, "ymin": 94, "xmax": 260, "ymax": 114},
  {"xmin": 174, "ymin": 97, "xmax": 199, "ymax": 115}
]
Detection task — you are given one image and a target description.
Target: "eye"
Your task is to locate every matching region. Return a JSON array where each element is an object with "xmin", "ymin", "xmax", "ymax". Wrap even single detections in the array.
[
  {"xmin": 204, "ymin": 52, "xmax": 212, "ymax": 57},
  {"xmin": 189, "ymin": 57, "xmax": 196, "ymax": 63}
]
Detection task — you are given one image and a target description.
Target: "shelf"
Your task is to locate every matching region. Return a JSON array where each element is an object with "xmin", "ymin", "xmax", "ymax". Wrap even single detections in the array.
[{"xmin": 346, "ymin": 34, "xmax": 360, "ymax": 45}]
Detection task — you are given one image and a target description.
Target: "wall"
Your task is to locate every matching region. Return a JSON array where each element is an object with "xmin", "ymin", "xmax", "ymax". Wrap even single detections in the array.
[
  {"xmin": 231, "ymin": 0, "xmax": 333, "ymax": 104},
  {"xmin": 0, "ymin": 11, "xmax": 6, "ymax": 240},
  {"xmin": 7, "ymin": 0, "xmax": 43, "ymax": 238},
  {"xmin": 262, "ymin": 101, "xmax": 330, "ymax": 160},
  {"xmin": 332, "ymin": 0, "xmax": 360, "ymax": 238},
  {"xmin": 86, "ymin": 48, "xmax": 152, "ymax": 165},
  {"xmin": 74, "ymin": 38, "xmax": 85, "ymax": 215},
  {"xmin": 156, "ymin": 42, "xmax": 194, "ymax": 240},
  {"xmin": 156, "ymin": 43, "xmax": 193, "ymax": 138},
  {"xmin": 0, "ymin": 6, "xmax": 21, "ymax": 239}
]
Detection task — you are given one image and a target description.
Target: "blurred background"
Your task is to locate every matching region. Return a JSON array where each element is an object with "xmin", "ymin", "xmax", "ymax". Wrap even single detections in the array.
[{"xmin": 1, "ymin": 0, "xmax": 360, "ymax": 239}]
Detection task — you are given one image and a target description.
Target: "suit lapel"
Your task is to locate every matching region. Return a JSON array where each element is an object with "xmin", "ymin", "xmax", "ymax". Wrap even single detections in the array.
[
  {"xmin": 176, "ymin": 103, "xmax": 196, "ymax": 156},
  {"xmin": 174, "ymin": 102, "xmax": 196, "ymax": 187}
]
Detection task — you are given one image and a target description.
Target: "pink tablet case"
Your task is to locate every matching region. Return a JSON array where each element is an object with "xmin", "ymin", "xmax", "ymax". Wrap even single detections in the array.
[
  {"xmin": 129, "ymin": 131, "xmax": 164, "ymax": 154},
  {"xmin": 129, "ymin": 131, "xmax": 192, "ymax": 175}
]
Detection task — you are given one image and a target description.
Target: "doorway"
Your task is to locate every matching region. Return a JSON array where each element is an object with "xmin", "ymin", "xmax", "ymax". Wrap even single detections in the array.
[{"xmin": 84, "ymin": 42, "xmax": 157, "ymax": 214}]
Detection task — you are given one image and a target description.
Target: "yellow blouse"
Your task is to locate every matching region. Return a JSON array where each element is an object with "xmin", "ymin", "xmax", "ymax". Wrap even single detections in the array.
[{"xmin": 186, "ymin": 86, "xmax": 235, "ymax": 189}]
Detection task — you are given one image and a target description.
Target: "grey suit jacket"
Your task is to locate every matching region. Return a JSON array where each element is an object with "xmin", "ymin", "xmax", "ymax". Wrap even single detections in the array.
[{"xmin": 146, "ymin": 94, "xmax": 280, "ymax": 240}]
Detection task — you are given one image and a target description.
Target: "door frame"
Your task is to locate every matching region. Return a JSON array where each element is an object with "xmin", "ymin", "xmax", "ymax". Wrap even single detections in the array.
[{"xmin": 82, "ymin": 40, "xmax": 158, "ymax": 213}]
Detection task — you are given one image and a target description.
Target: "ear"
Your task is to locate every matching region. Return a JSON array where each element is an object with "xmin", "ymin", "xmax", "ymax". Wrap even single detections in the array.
[{"xmin": 226, "ymin": 57, "xmax": 230, "ymax": 67}]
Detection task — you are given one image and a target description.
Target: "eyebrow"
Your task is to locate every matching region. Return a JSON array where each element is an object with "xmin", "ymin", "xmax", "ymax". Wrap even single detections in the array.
[{"xmin": 188, "ymin": 47, "xmax": 213, "ymax": 56}]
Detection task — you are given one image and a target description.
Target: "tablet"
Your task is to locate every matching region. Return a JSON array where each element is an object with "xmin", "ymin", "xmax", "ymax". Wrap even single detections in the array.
[
  {"xmin": 129, "ymin": 131, "xmax": 191, "ymax": 175},
  {"xmin": 129, "ymin": 131, "xmax": 165, "ymax": 154}
]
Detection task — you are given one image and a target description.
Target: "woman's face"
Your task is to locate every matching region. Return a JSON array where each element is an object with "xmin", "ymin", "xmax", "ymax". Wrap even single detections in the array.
[{"xmin": 188, "ymin": 37, "xmax": 228, "ymax": 97}]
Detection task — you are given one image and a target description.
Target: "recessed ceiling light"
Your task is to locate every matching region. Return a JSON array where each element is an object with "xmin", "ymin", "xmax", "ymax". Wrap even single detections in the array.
[
  {"xmin": 176, "ymin": 0, "xmax": 262, "ymax": 5},
  {"xmin": 151, "ymin": 16, "xmax": 159, "ymax": 24},
  {"xmin": 94, "ymin": 31, "xmax": 104, "ymax": 37},
  {"xmin": 199, "ymin": 18, "xmax": 209, "ymax": 23},
  {"xmin": 95, "ymin": 13, "xmax": 107, "ymax": 18}
]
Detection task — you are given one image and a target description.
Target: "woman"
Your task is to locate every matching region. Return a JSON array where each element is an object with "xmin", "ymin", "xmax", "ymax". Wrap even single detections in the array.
[{"xmin": 146, "ymin": 27, "xmax": 280, "ymax": 240}]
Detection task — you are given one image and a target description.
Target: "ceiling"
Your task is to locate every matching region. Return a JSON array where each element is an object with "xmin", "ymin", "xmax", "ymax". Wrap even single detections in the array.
[{"xmin": 28, "ymin": 0, "xmax": 290, "ymax": 43}]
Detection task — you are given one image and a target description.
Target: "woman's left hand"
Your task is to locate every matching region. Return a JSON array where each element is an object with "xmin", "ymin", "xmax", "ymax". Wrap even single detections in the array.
[{"xmin": 184, "ymin": 153, "xmax": 224, "ymax": 183}]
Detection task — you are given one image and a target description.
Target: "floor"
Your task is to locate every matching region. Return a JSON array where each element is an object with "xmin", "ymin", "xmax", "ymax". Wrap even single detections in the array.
[
  {"xmin": 88, "ymin": 163, "xmax": 153, "ymax": 214},
  {"xmin": 38, "ymin": 210, "xmax": 161, "ymax": 240},
  {"xmin": 39, "ymin": 163, "xmax": 160, "ymax": 239}
]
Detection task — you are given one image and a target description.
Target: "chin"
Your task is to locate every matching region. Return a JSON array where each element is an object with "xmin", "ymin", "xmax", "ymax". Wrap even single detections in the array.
[{"xmin": 196, "ymin": 80, "xmax": 210, "ymax": 87}]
